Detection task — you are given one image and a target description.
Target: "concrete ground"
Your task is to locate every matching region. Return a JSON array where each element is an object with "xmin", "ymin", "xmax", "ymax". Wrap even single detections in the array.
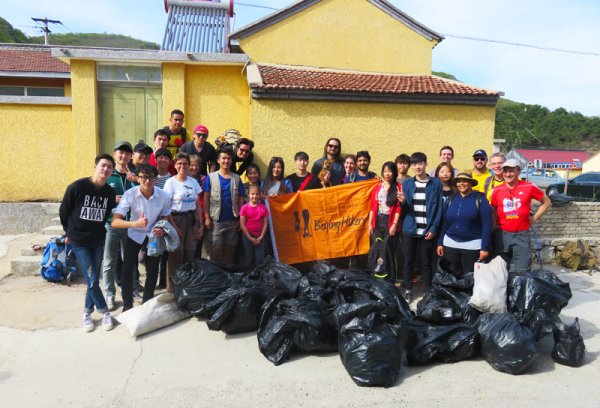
[{"xmin": 0, "ymin": 235, "xmax": 599, "ymax": 408}]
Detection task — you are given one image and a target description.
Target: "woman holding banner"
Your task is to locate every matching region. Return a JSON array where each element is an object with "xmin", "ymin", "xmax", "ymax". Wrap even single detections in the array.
[{"xmin": 368, "ymin": 162, "xmax": 404, "ymax": 283}]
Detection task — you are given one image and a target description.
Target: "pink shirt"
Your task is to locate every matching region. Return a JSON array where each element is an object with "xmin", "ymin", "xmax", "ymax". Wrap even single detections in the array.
[{"xmin": 240, "ymin": 202, "xmax": 269, "ymax": 237}]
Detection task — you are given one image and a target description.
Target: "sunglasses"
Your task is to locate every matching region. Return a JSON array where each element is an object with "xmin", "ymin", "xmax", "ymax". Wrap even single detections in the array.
[
  {"xmin": 474, "ymin": 157, "xmax": 487, "ymax": 162},
  {"xmin": 195, "ymin": 133, "xmax": 208, "ymax": 138},
  {"xmin": 328, "ymin": 144, "xmax": 340, "ymax": 149}
]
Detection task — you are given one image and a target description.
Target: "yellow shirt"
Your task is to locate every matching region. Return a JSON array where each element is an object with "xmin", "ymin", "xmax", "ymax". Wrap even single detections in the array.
[
  {"xmin": 472, "ymin": 170, "xmax": 492, "ymax": 193},
  {"xmin": 484, "ymin": 176, "xmax": 505, "ymax": 202}
]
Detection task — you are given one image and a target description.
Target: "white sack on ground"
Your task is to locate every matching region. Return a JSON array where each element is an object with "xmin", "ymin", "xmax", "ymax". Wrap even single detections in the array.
[{"xmin": 116, "ymin": 293, "xmax": 191, "ymax": 337}]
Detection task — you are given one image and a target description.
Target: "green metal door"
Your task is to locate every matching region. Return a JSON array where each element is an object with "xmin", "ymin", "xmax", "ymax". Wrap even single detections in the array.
[{"xmin": 99, "ymin": 86, "xmax": 162, "ymax": 154}]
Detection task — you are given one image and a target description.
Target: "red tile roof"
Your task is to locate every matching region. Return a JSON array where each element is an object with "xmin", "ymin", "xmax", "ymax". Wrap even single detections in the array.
[
  {"xmin": 515, "ymin": 149, "xmax": 592, "ymax": 164},
  {"xmin": 255, "ymin": 64, "xmax": 499, "ymax": 97},
  {"xmin": 0, "ymin": 48, "xmax": 70, "ymax": 73}
]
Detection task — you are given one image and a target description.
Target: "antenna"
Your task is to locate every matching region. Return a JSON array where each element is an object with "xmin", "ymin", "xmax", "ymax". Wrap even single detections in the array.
[{"xmin": 31, "ymin": 17, "xmax": 62, "ymax": 45}]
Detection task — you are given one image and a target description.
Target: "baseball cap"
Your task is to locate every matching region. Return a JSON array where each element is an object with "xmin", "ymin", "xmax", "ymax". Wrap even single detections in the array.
[
  {"xmin": 154, "ymin": 148, "xmax": 173, "ymax": 159},
  {"xmin": 503, "ymin": 159, "xmax": 522, "ymax": 169},
  {"xmin": 114, "ymin": 141, "xmax": 133, "ymax": 153},
  {"xmin": 472, "ymin": 149, "xmax": 488, "ymax": 158},
  {"xmin": 194, "ymin": 124, "xmax": 209, "ymax": 135},
  {"xmin": 133, "ymin": 142, "xmax": 153, "ymax": 154}
]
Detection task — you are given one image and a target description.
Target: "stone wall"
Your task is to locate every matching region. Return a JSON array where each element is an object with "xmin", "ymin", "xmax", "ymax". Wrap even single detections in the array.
[
  {"xmin": 534, "ymin": 202, "xmax": 600, "ymax": 239},
  {"xmin": 0, "ymin": 203, "xmax": 60, "ymax": 234}
]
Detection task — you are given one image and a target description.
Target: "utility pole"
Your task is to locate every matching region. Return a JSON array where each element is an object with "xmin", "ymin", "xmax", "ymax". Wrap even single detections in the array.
[{"xmin": 31, "ymin": 17, "xmax": 62, "ymax": 45}]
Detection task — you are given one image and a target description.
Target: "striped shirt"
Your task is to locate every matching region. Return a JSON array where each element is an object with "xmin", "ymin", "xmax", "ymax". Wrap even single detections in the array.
[
  {"xmin": 414, "ymin": 180, "xmax": 428, "ymax": 235},
  {"xmin": 155, "ymin": 174, "xmax": 171, "ymax": 189}
]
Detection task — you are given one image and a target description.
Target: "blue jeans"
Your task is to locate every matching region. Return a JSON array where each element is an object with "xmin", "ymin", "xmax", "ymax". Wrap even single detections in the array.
[
  {"xmin": 72, "ymin": 244, "xmax": 108, "ymax": 314},
  {"xmin": 102, "ymin": 225, "xmax": 128, "ymax": 298}
]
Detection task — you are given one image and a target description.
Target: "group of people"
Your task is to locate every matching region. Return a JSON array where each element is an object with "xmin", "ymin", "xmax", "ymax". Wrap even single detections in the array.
[{"xmin": 59, "ymin": 109, "xmax": 550, "ymax": 332}]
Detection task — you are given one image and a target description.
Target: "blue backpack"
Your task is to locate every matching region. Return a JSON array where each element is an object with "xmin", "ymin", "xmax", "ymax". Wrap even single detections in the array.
[{"xmin": 40, "ymin": 237, "xmax": 75, "ymax": 283}]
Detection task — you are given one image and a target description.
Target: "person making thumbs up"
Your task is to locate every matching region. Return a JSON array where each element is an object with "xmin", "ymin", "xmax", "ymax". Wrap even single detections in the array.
[{"xmin": 111, "ymin": 164, "xmax": 177, "ymax": 312}]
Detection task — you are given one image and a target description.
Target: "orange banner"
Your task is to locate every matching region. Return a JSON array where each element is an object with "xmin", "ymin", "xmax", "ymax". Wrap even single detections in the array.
[{"xmin": 267, "ymin": 179, "xmax": 378, "ymax": 264}]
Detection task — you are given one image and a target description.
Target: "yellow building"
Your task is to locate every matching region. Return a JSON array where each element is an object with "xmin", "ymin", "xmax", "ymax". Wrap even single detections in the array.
[{"xmin": 0, "ymin": 0, "xmax": 501, "ymax": 201}]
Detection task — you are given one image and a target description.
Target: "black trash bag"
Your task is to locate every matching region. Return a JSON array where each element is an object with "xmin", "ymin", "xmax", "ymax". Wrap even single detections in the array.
[
  {"xmin": 337, "ymin": 307, "xmax": 405, "ymax": 388},
  {"xmin": 549, "ymin": 193, "xmax": 573, "ymax": 207},
  {"xmin": 478, "ymin": 313, "xmax": 539, "ymax": 375},
  {"xmin": 326, "ymin": 270, "xmax": 412, "ymax": 324},
  {"xmin": 433, "ymin": 270, "xmax": 474, "ymax": 291},
  {"xmin": 248, "ymin": 257, "xmax": 304, "ymax": 297},
  {"xmin": 552, "ymin": 317, "xmax": 586, "ymax": 367},
  {"xmin": 416, "ymin": 290, "xmax": 463, "ymax": 324},
  {"xmin": 406, "ymin": 319, "xmax": 479, "ymax": 366},
  {"xmin": 257, "ymin": 296, "xmax": 338, "ymax": 366},
  {"xmin": 417, "ymin": 270, "xmax": 480, "ymax": 326},
  {"xmin": 204, "ymin": 286, "xmax": 267, "ymax": 334},
  {"xmin": 172, "ymin": 259, "xmax": 234, "ymax": 316},
  {"xmin": 508, "ymin": 269, "xmax": 572, "ymax": 339}
]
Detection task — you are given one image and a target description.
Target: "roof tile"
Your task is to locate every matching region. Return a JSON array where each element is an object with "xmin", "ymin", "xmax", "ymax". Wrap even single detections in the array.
[
  {"xmin": 256, "ymin": 64, "xmax": 499, "ymax": 96},
  {"xmin": 0, "ymin": 49, "xmax": 70, "ymax": 73}
]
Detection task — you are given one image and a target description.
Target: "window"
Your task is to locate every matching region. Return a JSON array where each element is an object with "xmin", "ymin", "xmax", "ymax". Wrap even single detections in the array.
[
  {"xmin": 97, "ymin": 65, "xmax": 162, "ymax": 83},
  {"xmin": 0, "ymin": 85, "xmax": 64, "ymax": 97}
]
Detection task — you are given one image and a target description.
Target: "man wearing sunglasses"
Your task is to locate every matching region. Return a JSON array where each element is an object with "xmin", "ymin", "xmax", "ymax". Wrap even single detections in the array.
[
  {"xmin": 471, "ymin": 149, "xmax": 492, "ymax": 193},
  {"xmin": 311, "ymin": 137, "xmax": 345, "ymax": 186},
  {"xmin": 180, "ymin": 124, "xmax": 217, "ymax": 176}
]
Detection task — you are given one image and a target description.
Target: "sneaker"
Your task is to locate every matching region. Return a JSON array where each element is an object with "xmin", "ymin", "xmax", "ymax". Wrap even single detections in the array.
[
  {"xmin": 404, "ymin": 290, "xmax": 413, "ymax": 304},
  {"xmin": 106, "ymin": 295, "xmax": 115, "ymax": 311},
  {"xmin": 102, "ymin": 313, "xmax": 114, "ymax": 331},
  {"xmin": 136, "ymin": 280, "xmax": 145, "ymax": 292},
  {"xmin": 83, "ymin": 314, "xmax": 94, "ymax": 332}
]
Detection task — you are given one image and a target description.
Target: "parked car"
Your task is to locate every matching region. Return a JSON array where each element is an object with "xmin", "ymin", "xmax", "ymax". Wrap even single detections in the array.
[
  {"xmin": 546, "ymin": 172, "xmax": 600, "ymax": 202},
  {"xmin": 525, "ymin": 168, "xmax": 564, "ymax": 188}
]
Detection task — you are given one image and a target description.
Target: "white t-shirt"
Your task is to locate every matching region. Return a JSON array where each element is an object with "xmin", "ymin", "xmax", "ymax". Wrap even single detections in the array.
[{"xmin": 163, "ymin": 176, "xmax": 202, "ymax": 212}]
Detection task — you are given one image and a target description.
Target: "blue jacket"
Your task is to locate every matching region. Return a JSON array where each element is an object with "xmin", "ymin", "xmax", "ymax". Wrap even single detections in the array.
[
  {"xmin": 401, "ymin": 177, "xmax": 443, "ymax": 236},
  {"xmin": 437, "ymin": 191, "xmax": 492, "ymax": 251}
]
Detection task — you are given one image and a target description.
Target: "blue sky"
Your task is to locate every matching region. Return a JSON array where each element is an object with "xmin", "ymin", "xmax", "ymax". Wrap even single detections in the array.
[{"xmin": 2, "ymin": 0, "xmax": 599, "ymax": 117}]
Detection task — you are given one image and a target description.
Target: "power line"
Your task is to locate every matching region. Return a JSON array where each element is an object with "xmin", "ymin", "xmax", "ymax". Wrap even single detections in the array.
[
  {"xmin": 444, "ymin": 33, "xmax": 600, "ymax": 57},
  {"xmin": 31, "ymin": 17, "xmax": 63, "ymax": 45},
  {"xmin": 236, "ymin": 2, "xmax": 278, "ymax": 11}
]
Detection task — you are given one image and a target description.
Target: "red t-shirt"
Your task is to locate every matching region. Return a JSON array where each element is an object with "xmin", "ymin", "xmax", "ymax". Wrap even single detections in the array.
[
  {"xmin": 240, "ymin": 202, "xmax": 269, "ymax": 237},
  {"xmin": 491, "ymin": 180, "xmax": 544, "ymax": 232}
]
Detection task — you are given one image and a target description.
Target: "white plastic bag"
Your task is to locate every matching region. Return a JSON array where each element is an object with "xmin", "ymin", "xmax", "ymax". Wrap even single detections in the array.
[
  {"xmin": 116, "ymin": 293, "xmax": 191, "ymax": 337},
  {"xmin": 469, "ymin": 256, "xmax": 508, "ymax": 313}
]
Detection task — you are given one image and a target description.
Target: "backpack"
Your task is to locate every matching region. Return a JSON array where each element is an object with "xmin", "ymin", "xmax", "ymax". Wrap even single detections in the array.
[
  {"xmin": 215, "ymin": 129, "xmax": 243, "ymax": 151},
  {"xmin": 40, "ymin": 236, "xmax": 75, "ymax": 283}
]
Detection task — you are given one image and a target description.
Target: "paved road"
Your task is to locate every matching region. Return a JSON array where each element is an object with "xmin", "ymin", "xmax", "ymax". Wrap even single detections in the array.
[{"xmin": 0, "ymin": 236, "xmax": 598, "ymax": 408}]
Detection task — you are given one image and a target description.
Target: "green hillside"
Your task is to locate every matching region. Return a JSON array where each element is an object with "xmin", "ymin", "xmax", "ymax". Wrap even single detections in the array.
[{"xmin": 0, "ymin": 17, "xmax": 159, "ymax": 49}]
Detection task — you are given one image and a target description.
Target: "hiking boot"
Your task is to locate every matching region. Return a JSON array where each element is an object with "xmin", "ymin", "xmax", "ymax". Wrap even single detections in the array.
[
  {"xmin": 83, "ymin": 314, "xmax": 94, "ymax": 333},
  {"xmin": 102, "ymin": 313, "xmax": 114, "ymax": 331},
  {"xmin": 106, "ymin": 295, "xmax": 115, "ymax": 311},
  {"xmin": 404, "ymin": 290, "xmax": 413, "ymax": 304}
]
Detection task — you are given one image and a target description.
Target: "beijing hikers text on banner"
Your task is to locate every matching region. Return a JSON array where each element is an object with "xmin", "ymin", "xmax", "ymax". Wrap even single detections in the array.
[{"xmin": 267, "ymin": 179, "xmax": 378, "ymax": 264}]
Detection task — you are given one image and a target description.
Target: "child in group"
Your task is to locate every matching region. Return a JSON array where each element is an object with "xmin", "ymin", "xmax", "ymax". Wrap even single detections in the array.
[
  {"xmin": 368, "ymin": 161, "xmax": 403, "ymax": 283},
  {"xmin": 240, "ymin": 184, "xmax": 269, "ymax": 267}
]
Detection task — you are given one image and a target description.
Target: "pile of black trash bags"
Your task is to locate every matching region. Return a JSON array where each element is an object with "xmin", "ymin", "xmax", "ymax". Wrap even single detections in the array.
[{"xmin": 172, "ymin": 257, "xmax": 585, "ymax": 387}]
